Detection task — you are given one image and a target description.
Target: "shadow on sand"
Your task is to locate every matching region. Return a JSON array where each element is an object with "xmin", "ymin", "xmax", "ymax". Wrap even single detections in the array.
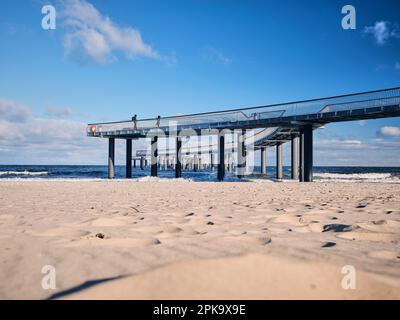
[{"xmin": 47, "ymin": 275, "xmax": 127, "ymax": 300}]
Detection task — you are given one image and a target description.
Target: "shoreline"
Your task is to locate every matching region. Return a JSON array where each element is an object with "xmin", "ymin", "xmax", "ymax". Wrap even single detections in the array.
[{"xmin": 1, "ymin": 177, "xmax": 400, "ymax": 184}]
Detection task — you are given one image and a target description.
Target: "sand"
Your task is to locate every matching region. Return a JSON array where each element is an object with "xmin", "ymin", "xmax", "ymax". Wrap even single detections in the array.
[{"xmin": 0, "ymin": 179, "xmax": 399, "ymax": 299}]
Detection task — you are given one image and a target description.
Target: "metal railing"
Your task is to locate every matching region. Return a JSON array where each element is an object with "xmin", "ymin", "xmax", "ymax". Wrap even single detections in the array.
[{"xmin": 87, "ymin": 87, "xmax": 400, "ymax": 136}]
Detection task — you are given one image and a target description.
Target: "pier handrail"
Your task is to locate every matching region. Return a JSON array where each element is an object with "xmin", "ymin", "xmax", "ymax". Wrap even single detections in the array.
[{"xmin": 87, "ymin": 87, "xmax": 400, "ymax": 136}]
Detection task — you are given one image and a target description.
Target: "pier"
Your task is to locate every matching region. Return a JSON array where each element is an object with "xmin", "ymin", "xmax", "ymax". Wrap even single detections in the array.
[{"xmin": 87, "ymin": 87, "xmax": 400, "ymax": 181}]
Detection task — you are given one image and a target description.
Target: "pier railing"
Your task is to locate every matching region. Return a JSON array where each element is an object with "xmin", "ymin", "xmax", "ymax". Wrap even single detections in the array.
[{"xmin": 87, "ymin": 87, "xmax": 400, "ymax": 137}]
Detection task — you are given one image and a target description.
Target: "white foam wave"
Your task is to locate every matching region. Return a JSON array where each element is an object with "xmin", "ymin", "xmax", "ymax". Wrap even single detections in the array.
[
  {"xmin": 134, "ymin": 176, "xmax": 192, "ymax": 182},
  {"xmin": 314, "ymin": 172, "xmax": 399, "ymax": 183},
  {"xmin": 0, "ymin": 170, "xmax": 48, "ymax": 176}
]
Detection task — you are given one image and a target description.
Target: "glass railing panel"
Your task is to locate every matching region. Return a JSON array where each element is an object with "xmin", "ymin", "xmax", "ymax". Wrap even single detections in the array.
[{"xmin": 87, "ymin": 87, "xmax": 400, "ymax": 135}]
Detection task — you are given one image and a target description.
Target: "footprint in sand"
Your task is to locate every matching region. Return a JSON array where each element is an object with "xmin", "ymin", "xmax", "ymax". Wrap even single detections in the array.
[
  {"xmin": 322, "ymin": 224, "xmax": 352, "ymax": 233},
  {"xmin": 131, "ymin": 225, "xmax": 183, "ymax": 234},
  {"xmin": 272, "ymin": 215, "xmax": 304, "ymax": 226},
  {"xmin": 368, "ymin": 250, "xmax": 400, "ymax": 260},
  {"xmin": 356, "ymin": 219, "xmax": 400, "ymax": 233},
  {"xmin": 32, "ymin": 228, "xmax": 91, "ymax": 238},
  {"xmin": 220, "ymin": 235, "xmax": 272, "ymax": 246},
  {"xmin": 322, "ymin": 241, "xmax": 336, "ymax": 248},
  {"xmin": 90, "ymin": 217, "xmax": 134, "ymax": 227},
  {"xmin": 337, "ymin": 232, "xmax": 400, "ymax": 242},
  {"xmin": 64, "ymin": 237, "xmax": 161, "ymax": 248}
]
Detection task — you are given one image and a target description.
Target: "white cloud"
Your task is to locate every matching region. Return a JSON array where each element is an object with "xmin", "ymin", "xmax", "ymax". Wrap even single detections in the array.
[
  {"xmin": 378, "ymin": 126, "xmax": 400, "ymax": 137},
  {"xmin": 363, "ymin": 21, "xmax": 400, "ymax": 45},
  {"xmin": 203, "ymin": 47, "xmax": 232, "ymax": 65},
  {"xmin": 61, "ymin": 0, "xmax": 159, "ymax": 64},
  {"xmin": 315, "ymin": 139, "xmax": 362, "ymax": 149},
  {"xmin": 0, "ymin": 97, "xmax": 126, "ymax": 165},
  {"xmin": 45, "ymin": 106, "xmax": 74, "ymax": 117},
  {"xmin": 395, "ymin": 62, "xmax": 400, "ymax": 70},
  {"xmin": 0, "ymin": 98, "xmax": 31, "ymax": 122},
  {"xmin": 313, "ymin": 134, "xmax": 400, "ymax": 166}
]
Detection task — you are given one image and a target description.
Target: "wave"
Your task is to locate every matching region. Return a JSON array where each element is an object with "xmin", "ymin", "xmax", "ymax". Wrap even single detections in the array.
[
  {"xmin": 313, "ymin": 172, "xmax": 400, "ymax": 183},
  {"xmin": 0, "ymin": 170, "xmax": 48, "ymax": 176}
]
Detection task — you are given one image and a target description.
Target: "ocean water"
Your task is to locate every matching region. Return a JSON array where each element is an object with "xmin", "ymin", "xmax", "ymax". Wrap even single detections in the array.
[{"xmin": 0, "ymin": 165, "xmax": 400, "ymax": 183}]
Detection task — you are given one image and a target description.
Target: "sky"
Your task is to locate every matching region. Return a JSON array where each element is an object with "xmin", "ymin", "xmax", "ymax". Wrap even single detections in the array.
[{"xmin": 0, "ymin": 0, "xmax": 399, "ymax": 166}]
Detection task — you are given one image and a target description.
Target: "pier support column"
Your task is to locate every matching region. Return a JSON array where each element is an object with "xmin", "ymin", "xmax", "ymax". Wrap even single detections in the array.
[
  {"xmin": 108, "ymin": 138, "xmax": 115, "ymax": 179},
  {"xmin": 261, "ymin": 147, "xmax": 267, "ymax": 176},
  {"xmin": 151, "ymin": 136, "xmax": 158, "ymax": 177},
  {"xmin": 133, "ymin": 159, "xmax": 136, "ymax": 168},
  {"xmin": 299, "ymin": 129, "xmax": 304, "ymax": 182},
  {"xmin": 193, "ymin": 154, "xmax": 198, "ymax": 172},
  {"xmin": 175, "ymin": 136, "xmax": 182, "ymax": 178},
  {"xmin": 276, "ymin": 142, "xmax": 283, "ymax": 180},
  {"xmin": 218, "ymin": 132, "xmax": 225, "ymax": 181},
  {"xmin": 140, "ymin": 157, "xmax": 144, "ymax": 170},
  {"xmin": 237, "ymin": 130, "xmax": 246, "ymax": 178},
  {"xmin": 291, "ymin": 135, "xmax": 299, "ymax": 180},
  {"xmin": 126, "ymin": 139, "xmax": 132, "ymax": 178},
  {"xmin": 198, "ymin": 153, "xmax": 202, "ymax": 171},
  {"xmin": 303, "ymin": 125, "xmax": 313, "ymax": 182}
]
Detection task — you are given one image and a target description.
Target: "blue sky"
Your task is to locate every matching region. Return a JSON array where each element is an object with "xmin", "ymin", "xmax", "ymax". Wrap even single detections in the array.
[{"xmin": 0, "ymin": 0, "xmax": 399, "ymax": 165}]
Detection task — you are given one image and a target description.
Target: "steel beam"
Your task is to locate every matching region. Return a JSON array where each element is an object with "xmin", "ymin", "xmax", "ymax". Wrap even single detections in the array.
[
  {"xmin": 237, "ymin": 129, "xmax": 246, "ymax": 178},
  {"xmin": 175, "ymin": 137, "xmax": 182, "ymax": 178},
  {"xmin": 218, "ymin": 132, "xmax": 225, "ymax": 181},
  {"xmin": 126, "ymin": 139, "xmax": 132, "ymax": 178},
  {"xmin": 303, "ymin": 125, "xmax": 313, "ymax": 182},
  {"xmin": 108, "ymin": 138, "xmax": 115, "ymax": 179},
  {"xmin": 291, "ymin": 135, "xmax": 299, "ymax": 180},
  {"xmin": 299, "ymin": 129, "xmax": 304, "ymax": 182},
  {"xmin": 276, "ymin": 142, "xmax": 283, "ymax": 180},
  {"xmin": 151, "ymin": 136, "xmax": 158, "ymax": 177},
  {"xmin": 261, "ymin": 147, "xmax": 267, "ymax": 175}
]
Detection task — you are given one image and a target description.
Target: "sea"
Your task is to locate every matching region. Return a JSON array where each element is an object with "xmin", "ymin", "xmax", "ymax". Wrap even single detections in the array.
[{"xmin": 0, "ymin": 165, "xmax": 400, "ymax": 183}]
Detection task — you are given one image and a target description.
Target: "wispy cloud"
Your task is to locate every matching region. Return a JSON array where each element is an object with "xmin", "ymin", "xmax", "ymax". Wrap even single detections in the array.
[
  {"xmin": 363, "ymin": 21, "xmax": 399, "ymax": 45},
  {"xmin": 395, "ymin": 62, "xmax": 400, "ymax": 70},
  {"xmin": 60, "ymin": 0, "xmax": 159, "ymax": 64},
  {"xmin": 313, "ymin": 134, "xmax": 400, "ymax": 166},
  {"xmin": 0, "ymin": 98, "xmax": 31, "ymax": 122},
  {"xmin": 315, "ymin": 138, "xmax": 363, "ymax": 150},
  {"xmin": 0, "ymin": 97, "xmax": 122, "ymax": 165},
  {"xmin": 311, "ymin": 127, "xmax": 400, "ymax": 166},
  {"xmin": 203, "ymin": 46, "xmax": 232, "ymax": 65},
  {"xmin": 45, "ymin": 106, "xmax": 74, "ymax": 117},
  {"xmin": 378, "ymin": 126, "xmax": 400, "ymax": 137}
]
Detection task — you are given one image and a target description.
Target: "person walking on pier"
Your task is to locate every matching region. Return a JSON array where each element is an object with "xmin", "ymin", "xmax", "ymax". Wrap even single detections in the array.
[
  {"xmin": 132, "ymin": 114, "xmax": 137, "ymax": 130},
  {"xmin": 156, "ymin": 115, "xmax": 161, "ymax": 127}
]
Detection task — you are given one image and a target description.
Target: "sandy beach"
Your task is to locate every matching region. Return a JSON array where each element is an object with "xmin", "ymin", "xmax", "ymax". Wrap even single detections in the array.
[{"xmin": 0, "ymin": 179, "xmax": 399, "ymax": 299}]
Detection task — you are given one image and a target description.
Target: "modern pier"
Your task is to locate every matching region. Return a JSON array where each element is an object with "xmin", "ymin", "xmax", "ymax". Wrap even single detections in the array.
[{"xmin": 87, "ymin": 87, "xmax": 400, "ymax": 181}]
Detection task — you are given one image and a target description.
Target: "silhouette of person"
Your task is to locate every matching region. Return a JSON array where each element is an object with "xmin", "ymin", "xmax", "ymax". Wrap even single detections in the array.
[
  {"xmin": 132, "ymin": 114, "xmax": 137, "ymax": 130},
  {"xmin": 156, "ymin": 115, "xmax": 161, "ymax": 127}
]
